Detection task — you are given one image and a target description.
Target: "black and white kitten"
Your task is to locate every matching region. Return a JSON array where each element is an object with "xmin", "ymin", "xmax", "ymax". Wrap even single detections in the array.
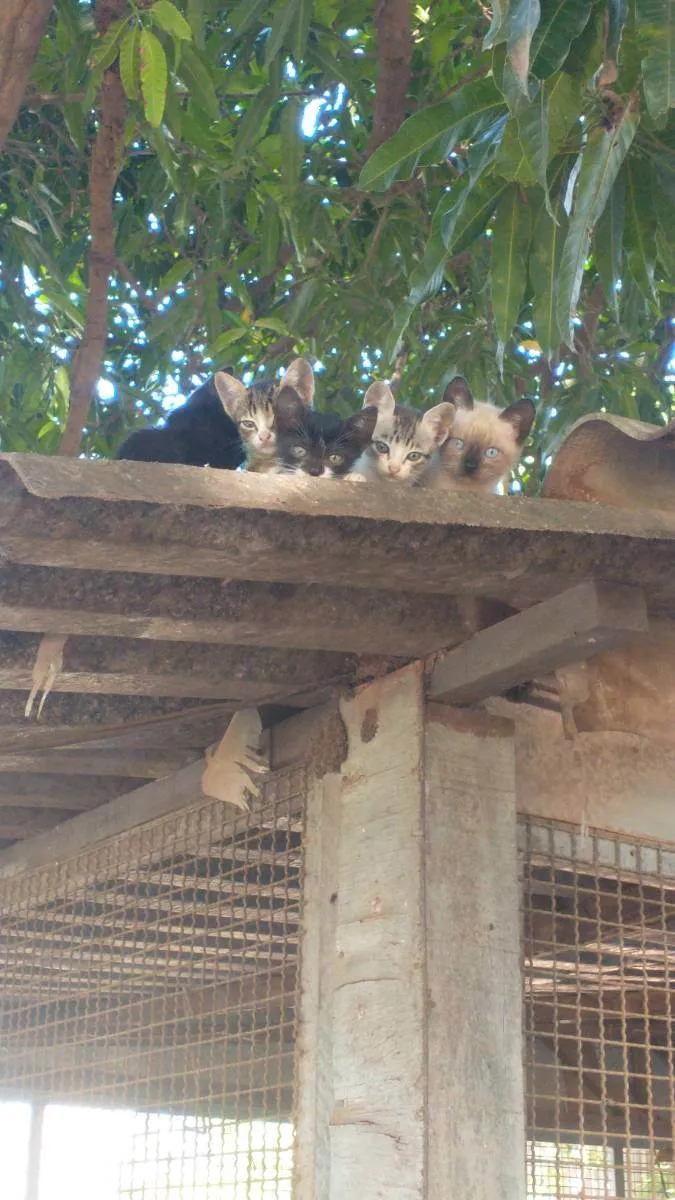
[
  {"xmin": 116, "ymin": 359, "xmax": 314, "ymax": 471},
  {"xmin": 274, "ymin": 390, "xmax": 377, "ymax": 478}
]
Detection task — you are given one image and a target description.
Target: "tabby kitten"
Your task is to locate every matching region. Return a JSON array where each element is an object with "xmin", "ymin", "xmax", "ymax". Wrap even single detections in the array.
[
  {"xmin": 274, "ymin": 390, "xmax": 377, "ymax": 477},
  {"xmin": 215, "ymin": 358, "xmax": 314, "ymax": 473},
  {"xmin": 352, "ymin": 382, "xmax": 455, "ymax": 485},
  {"xmin": 432, "ymin": 377, "xmax": 535, "ymax": 494},
  {"xmin": 115, "ymin": 359, "xmax": 313, "ymax": 471}
]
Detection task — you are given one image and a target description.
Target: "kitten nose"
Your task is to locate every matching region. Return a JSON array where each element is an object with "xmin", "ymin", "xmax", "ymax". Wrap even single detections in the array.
[
  {"xmin": 463, "ymin": 457, "xmax": 479, "ymax": 475},
  {"xmin": 308, "ymin": 466, "xmax": 322, "ymax": 477},
  {"xmin": 260, "ymin": 431, "xmax": 271, "ymax": 444},
  {"xmin": 387, "ymin": 464, "xmax": 400, "ymax": 476}
]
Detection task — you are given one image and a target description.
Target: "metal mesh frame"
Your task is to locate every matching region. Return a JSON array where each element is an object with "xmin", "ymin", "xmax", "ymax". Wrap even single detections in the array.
[
  {"xmin": 521, "ymin": 818, "xmax": 675, "ymax": 1199},
  {"xmin": 0, "ymin": 766, "xmax": 306, "ymax": 1198}
]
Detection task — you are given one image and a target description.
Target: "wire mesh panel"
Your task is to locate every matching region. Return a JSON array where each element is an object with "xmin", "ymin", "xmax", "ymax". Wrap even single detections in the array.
[
  {"xmin": 0, "ymin": 766, "xmax": 306, "ymax": 1199},
  {"xmin": 521, "ymin": 819, "xmax": 675, "ymax": 1200}
]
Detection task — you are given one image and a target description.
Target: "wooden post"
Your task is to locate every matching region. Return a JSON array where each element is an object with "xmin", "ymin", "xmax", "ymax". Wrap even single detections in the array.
[{"xmin": 294, "ymin": 665, "xmax": 524, "ymax": 1200}]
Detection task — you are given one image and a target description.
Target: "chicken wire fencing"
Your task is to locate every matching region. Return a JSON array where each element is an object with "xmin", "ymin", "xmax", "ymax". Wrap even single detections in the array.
[
  {"xmin": 522, "ymin": 818, "xmax": 675, "ymax": 1200},
  {"xmin": 0, "ymin": 765, "xmax": 306, "ymax": 1200}
]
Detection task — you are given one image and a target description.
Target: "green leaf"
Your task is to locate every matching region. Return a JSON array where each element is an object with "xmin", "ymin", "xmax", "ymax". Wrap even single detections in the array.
[
  {"xmin": 483, "ymin": 0, "xmax": 507, "ymax": 49},
  {"xmin": 281, "ymin": 97, "xmax": 303, "ymax": 193},
  {"xmin": 442, "ymin": 174, "xmax": 510, "ymax": 254},
  {"xmin": 546, "ymin": 71, "xmax": 582, "ymax": 153},
  {"xmin": 556, "ymin": 105, "xmax": 638, "ymax": 345},
  {"xmin": 490, "ymin": 184, "xmax": 533, "ymax": 370},
  {"xmin": 516, "ymin": 84, "xmax": 551, "ymax": 204},
  {"xmin": 530, "ymin": 0, "xmax": 592, "ymax": 78},
  {"xmin": 179, "ymin": 45, "xmax": 220, "ymax": 120},
  {"xmin": 264, "ymin": 0, "xmax": 299, "ymax": 66},
  {"xmin": 260, "ymin": 199, "xmax": 281, "ymax": 276},
  {"xmin": 209, "ymin": 327, "xmax": 250, "ymax": 357},
  {"xmin": 359, "ymin": 76, "xmax": 506, "ymax": 191},
  {"xmin": 407, "ymin": 231, "xmax": 448, "ymax": 307},
  {"xmin": 624, "ymin": 158, "xmax": 657, "ymax": 299},
  {"xmin": 187, "ymin": 0, "xmax": 204, "ymax": 49},
  {"xmin": 607, "ymin": 0, "xmax": 629, "ymax": 64},
  {"xmin": 530, "ymin": 188, "xmax": 569, "ymax": 357},
  {"xmin": 254, "ymin": 316, "xmax": 290, "ymax": 334},
  {"xmin": 505, "ymin": 0, "xmax": 542, "ymax": 93},
  {"xmin": 637, "ymin": 0, "xmax": 675, "ymax": 122},
  {"xmin": 90, "ymin": 18, "xmax": 127, "ymax": 71},
  {"xmin": 151, "ymin": 0, "xmax": 193, "ymax": 41},
  {"xmin": 294, "ymin": 0, "xmax": 312, "ymax": 61},
  {"xmin": 594, "ymin": 172, "xmax": 625, "ymax": 318},
  {"xmin": 234, "ymin": 84, "xmax": 275, "ymax": 155},
  {"xmin": 119, "ymin": 25, "xmax": 140, "ymax": 101},
  {"xmin": 140, "ymin": 29, "xmax": 168, "ymax": 127},
  {"xmin": 229, "ymin": 0, "xmax": 270, "ymax": 37}
]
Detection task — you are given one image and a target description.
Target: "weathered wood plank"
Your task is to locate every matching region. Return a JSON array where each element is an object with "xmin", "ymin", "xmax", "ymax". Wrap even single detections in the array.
[
  {"xmin": 0, "ymin": 565, "xmax": 463, "ymax": 657},
  {"xmin": 295, "ymin": 665, "xmax": 427, "ymax": 1200},
  {"xmin": 424, "ymin": 704, "xmax": 524, "ymax": 1200},
  {"xmin": 0, "ymin": 772, "xmax": 145, "ymax": 809},
  {"xmin": 0, "ymin": 760, "xmax": 205, "ymax": 878},
  {"xmin": 0, "ymin": 807, "xmax": 76, "ymax": 839},
  {"xmin": 0, "ymin": 632, "xmax": 355, "ymax": 700},
  {"xmin": 2, "ymin": 454, "xmax": 675, "ymax": 603},
  {"xmin": 0, "ymin": 690, "xmax": 212, "ymax": 728},
  {"xmin": 0, "ymin": 748, "xmax": 200, "ymax": 778},
  {"xmin": 430, "ymin": 580, "xmax": 649, "ymax": 705}
]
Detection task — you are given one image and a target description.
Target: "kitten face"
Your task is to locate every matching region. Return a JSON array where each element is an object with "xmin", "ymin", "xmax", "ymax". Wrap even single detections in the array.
[
  {"xmin": 213, "ymin": 358, "xmax": 314, "ymax": 470},
  {"xmin": 274, "ymin": 391, "xmax": 377, "ymax": 478},
  {"xmin": 438, "ymin": 376, "xmax": 535, "ymax": 493},
  {"xmin": 357, "ymin": 382, "xmax": 455, "ymax": 485}
]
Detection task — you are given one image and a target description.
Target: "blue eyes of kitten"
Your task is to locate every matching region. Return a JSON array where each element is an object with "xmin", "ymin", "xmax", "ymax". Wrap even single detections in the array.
[{"xmin": 449, "ymin": 439, "xmax": 501, "ymax": 459}]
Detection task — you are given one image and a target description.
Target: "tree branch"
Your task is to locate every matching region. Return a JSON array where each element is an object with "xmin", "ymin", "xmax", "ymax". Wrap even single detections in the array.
[
  {"xmin": 59, "ymin": 1, "xmax": 127, "ymax": 456},
  {"xmin": 0, "ymin": 0, "xmax": 55, "ymax": 154},
  {"xmin": 367, "ymin": 0, "xmax": 412, "ymax": 155}
]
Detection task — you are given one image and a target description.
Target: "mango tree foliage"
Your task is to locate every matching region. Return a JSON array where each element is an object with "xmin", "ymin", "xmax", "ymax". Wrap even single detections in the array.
[{"xmin": 0, "ymin": 0, "xmax": 673, "ymax": 491}]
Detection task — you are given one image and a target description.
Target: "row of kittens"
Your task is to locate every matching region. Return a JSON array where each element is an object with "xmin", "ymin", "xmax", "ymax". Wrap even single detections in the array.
[{"xmin": 116, "ymin": 358, "xmax": 536, "ymax": 492}]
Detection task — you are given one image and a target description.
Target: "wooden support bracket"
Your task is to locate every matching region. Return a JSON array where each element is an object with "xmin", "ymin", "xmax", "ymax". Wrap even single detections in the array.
[{"xmin": 429, "ymin": 579, "xmax": 649, "ymax": 706}]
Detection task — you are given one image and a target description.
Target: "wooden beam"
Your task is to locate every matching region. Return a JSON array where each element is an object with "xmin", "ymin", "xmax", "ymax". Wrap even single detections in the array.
[
  {"xmin": 0, "ymin": 772, "xmax": 145, "ymax": 810},
  {"xmin": 0, "ymin": 760, "xmax": 205, "ymax": 879},
  {"xmin": 294, "ymin": 669, "xmax": 524, "ymax": 1200},
  {"xmin": 0, "ymin": 632, "xmax": 356, "ymax": 700},
  {"xmin": 0, "ymin": 565, "xmax": 463, "ymax": 657},
  {"xmin": 0, "ymin": 748, "xmax": 200, "ymax": 778},
  {"xmin": 424, "ymin": 703, "xmax": 523, "ymax": 1200},
  {"xmin": 0, "ymin": 691, "xmax": 211, "ymax": 728},
  {"xmin": 430, "ymin": 580, "xmax": 648, "ymax": 705},
  {"xmin": 2, "ymin": 454, "xmax": 675, "ymax": 606},
  {"xmin": 0, "ymin": 807, "xmax": 76, "ymax": 839}
]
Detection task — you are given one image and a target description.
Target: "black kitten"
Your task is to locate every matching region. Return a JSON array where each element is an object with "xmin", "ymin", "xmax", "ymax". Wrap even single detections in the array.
[
  {"xmin": 274, "ymin": 390, "xmax": 377, "ymax": 478},
  {"xmin": 115, "ymin": 359, "xmax": 314, "ymax": 471},
  {"xmin": 116, "ymin": 377, "xmax": 245, "ymax": 469}
]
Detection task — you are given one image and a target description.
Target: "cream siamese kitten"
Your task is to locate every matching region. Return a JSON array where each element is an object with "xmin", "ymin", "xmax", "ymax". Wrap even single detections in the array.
[
  {"xmin": 214, "ymin": 359, "xmax": 314, "ymax": 473},
  {"xmin": 352, "ymin": 382, "xmax": 455, "ymax": 485},
  {"xmin": 432, "ymin": 376, "xmax": 535, "ymax": 494}
]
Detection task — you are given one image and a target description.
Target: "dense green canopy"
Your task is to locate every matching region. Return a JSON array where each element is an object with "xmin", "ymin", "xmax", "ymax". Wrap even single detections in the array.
[{"xmin": 0, "ymin": 0, "xmax": 673, "ymax": 490}]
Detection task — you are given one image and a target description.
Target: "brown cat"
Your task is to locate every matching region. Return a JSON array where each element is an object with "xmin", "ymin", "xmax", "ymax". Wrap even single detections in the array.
[
  {"xmin": 352, "ymin": 382, "xmax": 455, "ymax": 486},
  {"xmin": 214, "ymin": 359, "xmax": 315, "ymax": 473},
  {"xmin": 431, "ymin": 377, "xmax": 535, "ymax": 494}
]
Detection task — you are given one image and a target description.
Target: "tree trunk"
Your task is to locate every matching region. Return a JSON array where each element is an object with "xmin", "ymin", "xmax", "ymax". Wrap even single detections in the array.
[
  {"xmin": 0, "ymin": 0, "xmax": 54, "ymax": 154},
  {"xmin": 367, "ymin": 0, "xmax": 412, "ymax": 155}
]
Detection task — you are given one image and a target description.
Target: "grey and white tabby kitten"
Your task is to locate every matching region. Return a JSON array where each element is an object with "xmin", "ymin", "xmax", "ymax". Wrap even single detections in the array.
[
  {"xmin": 214, "ymin": 359, "xmax": 314, "ymax": 473},
  {"xmin": 431, "ymin": 376, "xmax": 535, "ymax": 494},
  {"xmin": 352, "ymin": 382, "xmax": 455, "ymax": 485}
]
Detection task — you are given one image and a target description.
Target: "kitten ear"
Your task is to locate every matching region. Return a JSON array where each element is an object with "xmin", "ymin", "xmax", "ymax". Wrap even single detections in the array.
[
  {"xmin": 363, "ymin": 382, "xmax": 395, "ymax": 417},
  {"xmin": 345, "ymin": 406, "xmax": 378, "ymax": 447},
  {"xmin": 274, "ymin": 386, "xmax": 306, "ymax": 433},
  {"xmin": 499, "ymin": 397, "xmax": 536, "ymax": 444},
  {"xmin": 443, "ymin": 376, "xmax": 473, "ymax": 409},
  {"xmin": 280, "ymin": 359, "xmax": 314, "ymax": 406},
  {"xmin": 214, "ymin": 372, "xmax": 248, "ymax": 418},
  {"xmin": 419, "ymin": 401, "xmax": 456, "ymax": 446}
]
